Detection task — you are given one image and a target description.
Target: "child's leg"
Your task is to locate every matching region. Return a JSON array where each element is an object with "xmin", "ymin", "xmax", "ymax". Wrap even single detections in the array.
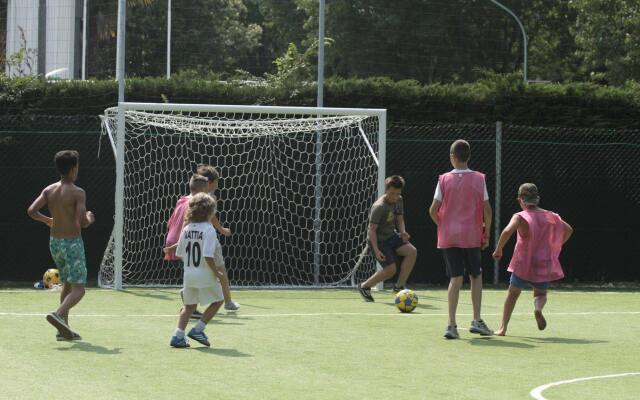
[
  {"xmin": 178, "ymin": 304, "xmax": 197, "ymax": 331},
  {"xmin": 217, "ymin": 266, "xmax": 232, "ymax": 304},
  {"xmin": 59, "ymin": 283, "xmax": 71, "ymax": 324},
  {"xmin": 56, "ymin": 283, "xmax": 85, "ymax": 319},
  {"xmin": 200, "ymin": 301, "xmax": 224, "ymax": 325},
  {"xmin": 533, "ymin": 288, "xmax": 548, "ymax": 330},
  {"xmin": 470, "ymin": 274, "xmax": 483, "ymax": 322},
  {"xmin": 361, "ymin": 264, "xmax": 397, "ymax": 289},
  {"xmin": 447, "ymin": 276, "xmax": 463, "ymax": 327},
  {"xmin": 495, "ymin": 285, "xmax": 522, "ymax": 336},
  {"xmin": 395, "ymin": 243, "xmax": 417, "ymax": 287}
]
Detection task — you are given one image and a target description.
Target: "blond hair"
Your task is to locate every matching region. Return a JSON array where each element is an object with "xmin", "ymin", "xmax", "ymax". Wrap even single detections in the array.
[{"xmin": 185, "ymin": 193, "xmax": 216, "ymax": 223}]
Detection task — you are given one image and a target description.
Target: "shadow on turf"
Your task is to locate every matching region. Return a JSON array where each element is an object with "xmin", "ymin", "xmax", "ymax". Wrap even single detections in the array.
[
  {"xmin": 117, "ymin": 289, "xmax": 176, "ymax": 301},
  {"xmin": 517, "ymin": 336, "xmax": 608, "ymax": 345},
  {"xmin": 190, "ymin": 347, "xmax": 252, "ymax": 357},
  {"xmin": 466, "ymin": 337, "xmax": 536, "ymax": 348},
  {"xmin": 56, "ymin": 342, "xmax": 123, "ymax": 355}
]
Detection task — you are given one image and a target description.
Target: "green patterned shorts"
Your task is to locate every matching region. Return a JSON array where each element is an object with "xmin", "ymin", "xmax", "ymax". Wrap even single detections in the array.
[{"xmin": 49, "ymin": 237, "xmax": 87, "ymax": 284}]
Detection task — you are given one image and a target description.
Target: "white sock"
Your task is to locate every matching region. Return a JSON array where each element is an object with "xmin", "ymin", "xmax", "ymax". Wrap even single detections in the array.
[
  {"xmin": 194, "ymin": 320, "xmax": 206, "ymax": 332},
  {"xmin": 175, "ymin": 328, "xmax": 185, "ymax": 339}
]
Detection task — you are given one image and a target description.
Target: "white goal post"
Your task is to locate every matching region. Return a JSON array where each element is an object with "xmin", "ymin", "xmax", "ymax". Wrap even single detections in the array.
[{"xmin": 99, "ymin": 102, "xmax": 386, "ymax": 289}]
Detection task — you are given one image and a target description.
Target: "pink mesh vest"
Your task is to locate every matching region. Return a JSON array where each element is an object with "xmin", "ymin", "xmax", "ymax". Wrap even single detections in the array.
[
  {"xmin": 508, "ymin": 209, "xmax": 565, "ymax": 283},
  {"xmin": 437, "ymin": 171, "xmax": 485, "ymax": 248},
  {"xmin": 164, "ymin": 195, "xmax": 191, "ymax": 261}
]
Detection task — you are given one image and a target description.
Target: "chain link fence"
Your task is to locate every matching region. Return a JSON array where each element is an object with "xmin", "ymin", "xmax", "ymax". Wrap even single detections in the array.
[{"xmin": 1, "ymin": 115, "xmax": 638, "ymax": 284}]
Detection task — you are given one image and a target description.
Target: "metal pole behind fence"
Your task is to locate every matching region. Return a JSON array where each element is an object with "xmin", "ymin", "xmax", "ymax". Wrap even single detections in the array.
[
  {"xmin": 313, "ymin": 0, "xmax": 325, "ymax": 285},
  {"xmin": 81, "ymin": 0, "xmax": 87, "ymax": 80},
  {"xmin": 116, "ymin": 0, "xmax": 125, "ymax": 102},
  {"xmin": 493, "ymin": 121, "xmax": 502, "ymax": 285},
  {"xmin": 166, "ymin": 0, "xmax": 171, "ymax": 79}
]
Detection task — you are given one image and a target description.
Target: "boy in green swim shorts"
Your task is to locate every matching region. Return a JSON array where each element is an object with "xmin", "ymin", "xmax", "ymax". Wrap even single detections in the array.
[{"xmin": 28, "ymin": 150, "xmax": 95, "ymax": 340}]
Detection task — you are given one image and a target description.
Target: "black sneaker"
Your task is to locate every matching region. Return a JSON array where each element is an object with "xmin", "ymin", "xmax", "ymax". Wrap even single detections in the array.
[
  {"xmin": 392, "ymin": 285, "xmax": 405, "ymax": 293},
  {"xmin": 190, "ymin": 309, "xmax": 204, "ymax": 320},
  {"xmin": 357, "ymin": 283, "xmax": 374, "ymax": 302}
]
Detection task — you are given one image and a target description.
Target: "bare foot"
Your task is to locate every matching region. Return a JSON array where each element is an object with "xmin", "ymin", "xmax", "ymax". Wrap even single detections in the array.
[
  {"xmin": 495, "ymin": 328, "xmax": 507, "ymax": 336},
  {"xmin": 535, "ymin": 310, "xmax": 547, "ymax": 330}
]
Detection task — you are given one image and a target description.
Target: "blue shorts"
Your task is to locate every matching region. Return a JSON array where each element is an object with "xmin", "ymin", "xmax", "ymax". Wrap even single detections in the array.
[{"xmin": 510, "ymin": 273, "xmax": 549, "ymax": 290}]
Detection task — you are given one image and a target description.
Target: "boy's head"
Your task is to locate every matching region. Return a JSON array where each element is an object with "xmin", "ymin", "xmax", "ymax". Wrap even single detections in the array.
[
  {"xmin": 518, "ymin": 183, "xmax": 540, "ymax": 208},
  {"xmin": 186, "ymin": 192, "xmax": 216, "ymax": 223},
  {"xmin": 54, "ymin": 150, "xmax": 80, "ymax": 179},
  {"xmin": 189, "ymin": 174, "xmax": 209, "ymax": 194},
  {"xmin": 384, "ymin": 175, "xmax": 405, "ymax": 204},
  {"xmin": 450, "ymin": 139, "xmax": 471, "ymax": 167},
  {"xmin": 196, "ymin": 164, "xmax": 220, "ymax": 193}
]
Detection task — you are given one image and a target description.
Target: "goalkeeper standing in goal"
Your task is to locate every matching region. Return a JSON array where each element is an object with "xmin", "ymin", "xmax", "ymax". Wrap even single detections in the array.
[
  {"xmin": 170, "ymin": 193, "xmax": 224, "ymax": 348},
  {"xmin": 358, "ymin": 175, "xmax": 417, "ymax": 302}
]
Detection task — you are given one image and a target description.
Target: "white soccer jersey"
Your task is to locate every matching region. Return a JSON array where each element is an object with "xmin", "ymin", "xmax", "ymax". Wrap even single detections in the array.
[{"xmin": 176, "ymin": 222, "xmax": 219, "ymax": 288}]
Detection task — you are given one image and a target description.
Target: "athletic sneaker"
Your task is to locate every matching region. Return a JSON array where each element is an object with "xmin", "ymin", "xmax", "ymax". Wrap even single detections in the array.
[
  {"xmin": 224, "ymin": 301, "xmax": 240, "ymax": 311},
  {"xmin": 357, "ymin": 283, "xmax": 374, "ymax": 302},
  {"xmin": 534, "ymin": 310, "xmax": 547, "ymax": 330},
  {"xmin": 392, "ymin": 285, "xmax": 405, "ymax": 293},
  {"xmin": 190, "ymin": 309, "xmax": 204, "ymax": 320},
  {"xmin": 444, "ymin": 325, "xmax": 459, "ymax": 339},
  {"xmin": 170, "ymin": 336, "xmax": 190, "ymax": 348},
  {"xmin": 469, "ymin": 319, "xmax": 493, "ymax": 336},
  {"xmin": 56, "ymin": 331, "xmax": 82, "ymax": 341},
  {"xmin": 46, "ymin": 312, "xmax": 73, "ymax": 340},
  {"xmin": 187, "ymin": 328, "xmax": 210, "ymax": 347}
]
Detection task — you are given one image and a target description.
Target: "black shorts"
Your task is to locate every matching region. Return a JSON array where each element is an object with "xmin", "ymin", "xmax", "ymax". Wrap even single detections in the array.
[
  {"xmin": 442, "ymin": 247, "xmax": 482, "ymax": 278},
  {"xmin": 371, "ymin": 233, "xmax": 406, "ymax": 267}
]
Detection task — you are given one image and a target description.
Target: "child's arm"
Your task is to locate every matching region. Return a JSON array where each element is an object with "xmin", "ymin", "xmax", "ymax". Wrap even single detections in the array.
[
  {"xmin": 428, "ymin": 199, "xmax": 441, "ymax": 225},
  {"xmin": 492, "ymin": 214, "xmax": 520, "ymax": 260},
  {"xmin": 482, "ymin": 200, "xmax": 492, "ymax": 250},
  {"xmin": 27, "ymin": 189, "xmax": 53, "ymax": 227},
  {"xmin": 368, "ymin": 223, "xmax": 386, "ymax": 262},
  {"xmin": 75, "ymin": 189, "xmax": 95, "ymax": 228},
  {"xmin": 562, "ymin": 220, "xmax": 574, "ymax": 244},
  {"xmin": 210, "ymin": 214, "xmax": 231, "ymax": 237},
  {"xmin": 397, "ymin": 214, "xmax": 410, "ymax": 242},
  {"xmin": 205, "ymin": 256, "xmax": 220, "ymax": 273},
  {"xmin": 163, "ymin": 243, "xmax": 179, "ymax": 255}
]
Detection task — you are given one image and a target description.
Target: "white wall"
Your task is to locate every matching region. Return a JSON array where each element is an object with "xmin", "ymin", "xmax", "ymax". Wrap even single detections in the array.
[{"xmin": 5, "ymin": 0, "xmax": 40, "ymax": 77}]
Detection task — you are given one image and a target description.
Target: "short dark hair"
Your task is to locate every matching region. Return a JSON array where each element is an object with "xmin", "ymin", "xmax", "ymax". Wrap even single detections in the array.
[
  {"xmin": 189, "ymin": 174, "xmax": 209, "ymax": 193},
  {"xmin": 54, "ymin": 150, "xmax": 79, "ymax": 176},
  {"xmin": 450, "ymin": 139, "xmax": 471, "ymax": 162},
  {"xmin": 196, "ymin": 164, "xmax": 220, "ymax": 183},
  {"xmin": 384, "ymin": 175, "xmax": 405, "ymax": 190}
]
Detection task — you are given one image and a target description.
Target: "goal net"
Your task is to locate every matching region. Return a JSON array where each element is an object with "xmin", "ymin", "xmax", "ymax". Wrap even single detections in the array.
[{"xmin": 99, "ymin": 103, "xmax": 386, "ymax": 288}]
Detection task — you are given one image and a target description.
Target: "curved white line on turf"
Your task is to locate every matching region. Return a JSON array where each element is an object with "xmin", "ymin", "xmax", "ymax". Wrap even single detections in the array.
[{"xmin": 530, "ymin": 372, "xmax": 640, "ymax": 400}]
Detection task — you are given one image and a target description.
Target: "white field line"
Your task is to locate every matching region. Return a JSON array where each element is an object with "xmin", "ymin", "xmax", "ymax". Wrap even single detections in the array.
[
  {"xmin": 530, "ymin": 372, "xmax": 640, "ymax": 400},
  {"xmin": 0, "ymin": 311, "xmax": 639, "ymax": 318}
]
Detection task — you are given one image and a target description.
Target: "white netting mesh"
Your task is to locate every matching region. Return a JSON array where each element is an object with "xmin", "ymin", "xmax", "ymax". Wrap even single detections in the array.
[{"xmin": 99, "ymin": 106, "xmax": 382, "ymax": 288}]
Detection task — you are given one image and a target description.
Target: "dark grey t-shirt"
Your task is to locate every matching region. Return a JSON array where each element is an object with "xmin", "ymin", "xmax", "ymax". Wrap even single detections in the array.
[{"xmin": 369, "ymin": 196, "xmax": 404, "ymax": 241}]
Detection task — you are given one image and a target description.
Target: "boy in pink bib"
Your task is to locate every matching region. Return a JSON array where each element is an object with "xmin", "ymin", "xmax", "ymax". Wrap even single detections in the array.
[
  {"xmin": 493, "ymin": 183, "xmax": 573, "ymax": 336},
  {"xmin": 429, "ymin": 140, "xmax": 493, "ymax": 339}
]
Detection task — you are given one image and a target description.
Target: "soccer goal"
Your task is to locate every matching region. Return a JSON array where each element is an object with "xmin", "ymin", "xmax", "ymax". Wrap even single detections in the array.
[{"xmin": 99, "ymin": 103, "xmax": 386, "ymax": 289}]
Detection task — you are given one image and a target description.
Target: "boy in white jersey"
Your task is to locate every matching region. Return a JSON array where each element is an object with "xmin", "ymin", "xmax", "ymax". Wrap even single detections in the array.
[{"xmin": 170, "ymin": 193, "xmax": 225, "ymax": 348}]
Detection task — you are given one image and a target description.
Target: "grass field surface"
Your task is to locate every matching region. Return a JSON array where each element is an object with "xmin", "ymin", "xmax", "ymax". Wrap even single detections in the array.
[{"xmin": 1, "ymin": 287, "xmax": 638, "ymax": 399}]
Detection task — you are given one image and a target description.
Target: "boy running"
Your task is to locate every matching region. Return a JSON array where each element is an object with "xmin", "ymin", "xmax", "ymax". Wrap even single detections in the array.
[
  {"xmin": 358, "ymin": 175, "xmax": 417, "ymax": 302},
  {"xmin": 170, "ymin": 193, "xmax": 224, "ymax": 348},
  {"xmin": 493, "ymin": 183, "xmax": 573, "ymax": 336},
  {"xmin": 429, "ymin": 139, "xmax": 493, "ymax": 339},
  {"xmin": 27, "ymin": 150, "xmax": 95, "ymax": 340}
]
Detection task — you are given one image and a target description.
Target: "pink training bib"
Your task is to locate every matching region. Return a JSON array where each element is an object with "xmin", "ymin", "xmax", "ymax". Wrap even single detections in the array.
[
  {"xmin": 508, "ymin": 209, "xmax": 565, "ymax": 283},
  {"xmin": 437, "ymin": 171, "xmax": 485, "ymax": 248},
  {"xmin": 164, "ymin": 195, "xmax": 191, "ymax": 261}
]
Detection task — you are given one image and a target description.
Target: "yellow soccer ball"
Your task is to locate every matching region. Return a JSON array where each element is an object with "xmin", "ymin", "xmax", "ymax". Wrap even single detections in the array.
[
  {"xmin": 394, "ymin": 289, "xmax": 418, "ymax": 313},
  {"xmin": 43, "ymin": 268, "xmax": 60, "ymax": 288}
]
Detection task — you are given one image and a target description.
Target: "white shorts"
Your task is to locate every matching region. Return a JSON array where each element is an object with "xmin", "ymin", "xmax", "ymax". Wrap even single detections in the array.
[
  {"xmin": 182, "ymin": 283, "xmax": 223, "ymax": 306},
  {"xmin": 214, "ymin": 241, "xmax": 225, "ymax": 268}
]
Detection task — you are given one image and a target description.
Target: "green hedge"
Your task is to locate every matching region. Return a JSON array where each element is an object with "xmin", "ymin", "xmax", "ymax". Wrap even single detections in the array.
[{"xmin": 1, "ymin": 74, "xmax": 639, "ymax": 127}]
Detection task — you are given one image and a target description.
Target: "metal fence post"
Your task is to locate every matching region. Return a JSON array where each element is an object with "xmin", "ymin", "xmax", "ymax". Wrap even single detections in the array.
[{"xmin": 493, "ymin": 121, "xmax": 502, "ymax": 285}]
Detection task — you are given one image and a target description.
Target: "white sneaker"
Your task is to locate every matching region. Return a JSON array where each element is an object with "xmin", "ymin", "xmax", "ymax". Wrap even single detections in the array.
[
  {"xmin": 470, "ymin": 319, "xmax": 493, "ymax": 336},
  {"xmin": 224, "ymin": 301, "xmax": 240, "ymax": 310}
]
